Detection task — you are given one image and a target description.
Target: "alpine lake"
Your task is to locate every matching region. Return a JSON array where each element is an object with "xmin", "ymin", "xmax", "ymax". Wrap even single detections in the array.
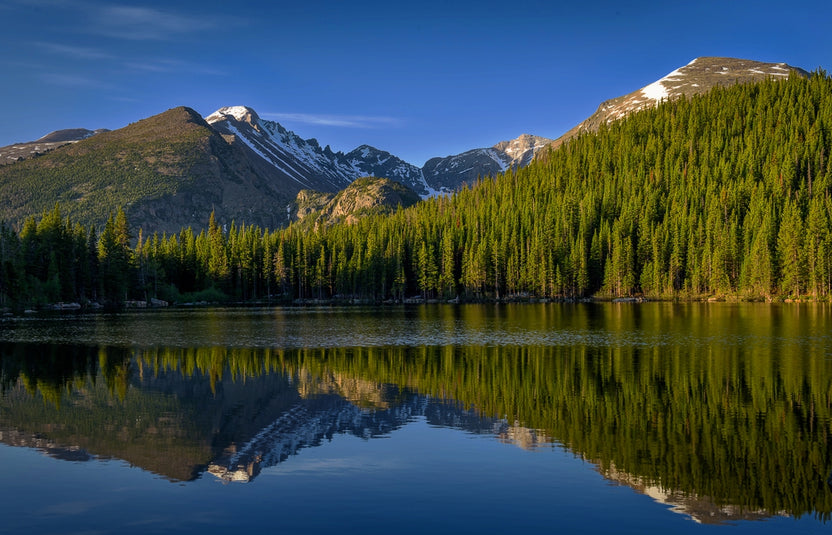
[{"xmin": 1, "ymin": 302, "xmax": 831, "ymax": 534}]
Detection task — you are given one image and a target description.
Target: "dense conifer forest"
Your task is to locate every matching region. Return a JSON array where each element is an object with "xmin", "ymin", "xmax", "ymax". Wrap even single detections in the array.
[{"xmin": 2, "ymin": 71, "xmax": 832, "ymax": 308}]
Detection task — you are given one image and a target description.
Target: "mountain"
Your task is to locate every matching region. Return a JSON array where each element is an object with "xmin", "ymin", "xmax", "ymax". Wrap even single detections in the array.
[
  {"xmin": 493, "ymin": 133, "xmax": 554, "ymax": 167},
  {"xmin": 205, "ymin": 106, "xmax": 550, "ymax": 196},
  {"xmin": 343, "ymin": 144, "xmax": 428, "ymax": 194},
  {"xmin": 206, "ymin": 106, "xmax": 436, "ymax": 195},
  {"xmin": 544, "ymin": 56, "xmax": 809, "ymax": 151},
  {"xmin": 0, "ymin": 128, "xmax": 109, "ymax": 166},
  {"xmin": 0, "ymin": 107, "xmax": 300, "ymax": 233}
]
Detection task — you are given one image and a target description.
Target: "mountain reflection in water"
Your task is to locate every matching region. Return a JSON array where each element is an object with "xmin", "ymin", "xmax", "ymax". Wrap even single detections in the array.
[
  {"xmin": 0, "ymin": 303, "xmax": 831, "ymax": 527},
  {"xmin": 0, "ymin": 344, "xmax": 552, "ymax": 485}
]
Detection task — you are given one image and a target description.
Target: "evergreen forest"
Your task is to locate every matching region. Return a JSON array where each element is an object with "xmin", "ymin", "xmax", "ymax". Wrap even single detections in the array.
[{"xmin": 3, "ymin": 71, "xmax": 832, "ymax": 308}]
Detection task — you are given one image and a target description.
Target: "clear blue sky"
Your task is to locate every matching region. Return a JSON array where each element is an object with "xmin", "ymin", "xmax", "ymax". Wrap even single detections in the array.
[{"xmin": 1, "ymin": 0, "xmax": 829, "ymax": 166}]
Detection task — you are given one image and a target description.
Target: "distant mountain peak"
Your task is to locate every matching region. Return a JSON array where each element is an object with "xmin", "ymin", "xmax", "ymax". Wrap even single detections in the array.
[
  {"xmin": 0, "ymin": 128, "xmax": 110, "ymax": 166},
  {"xmin": 492, "ymin": 134, "xmax": 553, "ymax": 164},
  {"xmin": 600, "ymin": 57, "xmax": 807, "ymax": 123}
]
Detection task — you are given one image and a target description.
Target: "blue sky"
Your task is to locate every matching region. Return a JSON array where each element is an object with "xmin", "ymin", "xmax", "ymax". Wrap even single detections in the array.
[{"xmin": 1, "ymin": 0, "xmax": 829, "ymax": 166}]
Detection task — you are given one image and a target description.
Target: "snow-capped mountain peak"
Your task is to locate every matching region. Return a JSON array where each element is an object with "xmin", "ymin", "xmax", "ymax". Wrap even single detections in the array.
[{"xmin": 206, "ymin": 105, "xmax": 259, "ymax": 125}]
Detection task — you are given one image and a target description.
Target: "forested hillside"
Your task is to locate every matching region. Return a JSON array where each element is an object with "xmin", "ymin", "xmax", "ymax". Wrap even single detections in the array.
[{"xmin": 2, "ymin": 71, "xmax": 831, "ymax": 307}]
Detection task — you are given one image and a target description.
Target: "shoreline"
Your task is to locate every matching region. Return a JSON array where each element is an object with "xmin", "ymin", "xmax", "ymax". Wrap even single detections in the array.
[{"xmin": 2, "ymin": 294, "xmax": 828, "ymax": 317}]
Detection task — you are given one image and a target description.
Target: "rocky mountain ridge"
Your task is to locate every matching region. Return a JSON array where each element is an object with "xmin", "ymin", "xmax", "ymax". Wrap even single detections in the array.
[{"xmin": 206, "ymin": 105, "xmax": 551, "ymax": 196}]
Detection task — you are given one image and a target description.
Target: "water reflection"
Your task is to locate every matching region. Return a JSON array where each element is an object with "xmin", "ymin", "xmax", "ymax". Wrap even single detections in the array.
[{"xmin": 0, "ymin": 304, "xmax": 831, "ymax": 526}]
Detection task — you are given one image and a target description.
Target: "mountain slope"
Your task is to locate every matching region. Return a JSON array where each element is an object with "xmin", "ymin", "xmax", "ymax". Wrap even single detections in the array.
[
  {"xmin": 0, "ymin": 107, "xmax": 298, "ymax": 233},
  {"xmin": 545, "ymin": 57, "xmax": 809, "ymax": 151},
  {"xmin": 206, "ymin": 106, "xmax": 355, "ymax": 193}
]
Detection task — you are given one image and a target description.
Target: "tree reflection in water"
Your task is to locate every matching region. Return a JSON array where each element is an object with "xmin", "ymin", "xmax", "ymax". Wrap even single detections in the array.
[{"xmin": 1, "ymin": 333, "xmax": 831, "ymax": 523}]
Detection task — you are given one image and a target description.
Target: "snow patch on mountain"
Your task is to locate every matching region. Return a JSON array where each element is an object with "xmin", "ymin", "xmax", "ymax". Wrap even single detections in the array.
[{"xmin": 641, "ymin": 80, "xmax": 668, "ymax": 102}]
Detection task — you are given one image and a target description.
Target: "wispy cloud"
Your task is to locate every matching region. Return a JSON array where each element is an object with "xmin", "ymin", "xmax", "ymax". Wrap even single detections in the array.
[
  {"xmin": 39, "ymin": 73, "xmax": 106, "ymax": 88},
  {"xmin": 90, "ymin": 5, "xmax": 222, "ymax": 40},
  {"xmin": 124, "ymin": 59, "xmax": 225, "ymax": 76},
  {"xmin": 33, "ymin": 41, "xmax": 114, "ymax": 60},
  {"xmin": 13, "ymin": 1, "xmax": 236, "ymax": 40},
  {"xmin": 42, "ymin": 499, "xmax": 100, "ymax": 516},
  {"xmin": 261, "ymin": 113, "xmax": 403, "ymax": 129}
]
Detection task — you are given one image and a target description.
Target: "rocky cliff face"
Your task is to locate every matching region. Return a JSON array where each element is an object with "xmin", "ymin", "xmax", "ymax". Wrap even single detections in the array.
[
  {"xmin": 422, "ymin": 148, "xmax": 509, "ymax": 192},
  {"xmin": 343, "ymin": 145, "xmax": 429, "ymax": 195},
  {"xmin": 207, "ymin": 106, "xmax": 355, "ymax": 193},
  {"xmin": 492, "ymin": 134, "xmax": 553, "ymax": 167},
  {"xmin": 292, "ymin": 176, "xmax": 421, "ymax": 226}
]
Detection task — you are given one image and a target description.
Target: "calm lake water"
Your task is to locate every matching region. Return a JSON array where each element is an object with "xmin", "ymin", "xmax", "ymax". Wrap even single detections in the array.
[{"xmin": 1, "ymin": 303, "xmax": 831, "ymax": 534}]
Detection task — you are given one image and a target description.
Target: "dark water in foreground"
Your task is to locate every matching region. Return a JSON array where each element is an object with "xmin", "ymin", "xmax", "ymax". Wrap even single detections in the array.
[{"xmin": 0, "ymin": 303, "xmax": 831, "ymax": 534}]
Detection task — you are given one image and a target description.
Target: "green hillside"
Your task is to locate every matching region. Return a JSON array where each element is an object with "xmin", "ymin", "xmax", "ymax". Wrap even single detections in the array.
[{"xmin": 0, "ymin": 107, "xmax": 214, "ymax": 227}]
